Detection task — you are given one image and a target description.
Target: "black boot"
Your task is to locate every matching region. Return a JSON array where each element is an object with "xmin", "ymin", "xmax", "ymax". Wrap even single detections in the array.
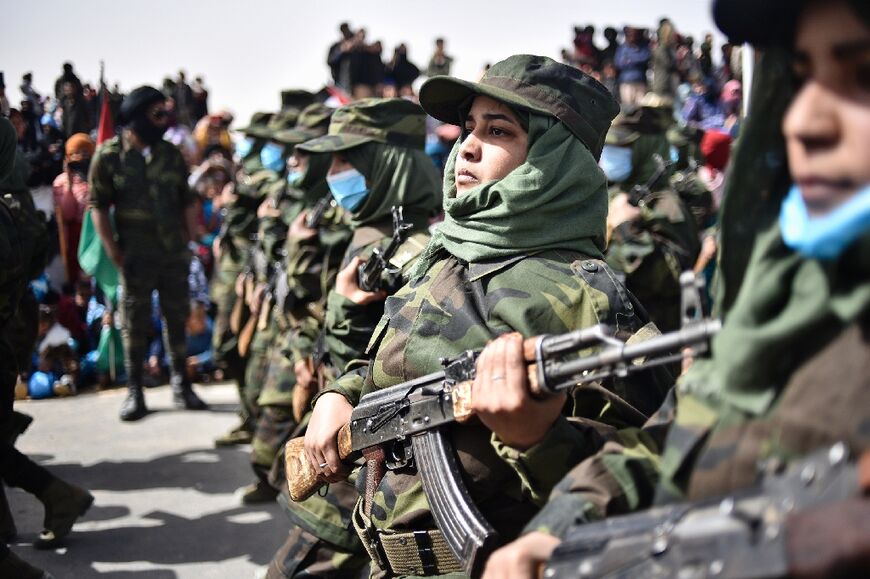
[
  {"xmin": 119, "ymin": 385, "xmax": 147, "ymax": 421},
  {"xmin": 0, "ymin": 549, "xmax": 54, "ymax": 579},
  {"xmin": 0, "ymin": 486, "xmax": 16, "ymax": 543},
  {"xmin": 170, "ymin": 374, "xmax": 208, "ymax": 410},
  {"xmin": 33, "ymin": 478, "xmax": 94, "ymax": 550}
]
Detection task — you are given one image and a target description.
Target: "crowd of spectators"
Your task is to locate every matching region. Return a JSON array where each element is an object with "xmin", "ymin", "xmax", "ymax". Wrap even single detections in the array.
[
  {"xmin": 560, "ymin": 21, "xmax": 743, "ymax": 137},
  {"xmin": 1, "ymin": 64, "xmax": 226, "ymax": 400}
]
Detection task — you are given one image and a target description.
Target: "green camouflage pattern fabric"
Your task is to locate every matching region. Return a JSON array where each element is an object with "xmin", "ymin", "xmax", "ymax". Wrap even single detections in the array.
[
  {"xmin": 524, "ymin": 389, "xmax": 677, "ymax": 538},
  {"xmin": 88, "ymin": 134, "xmax": 195, "ymax": 257},
  {"xmin": 523, "ymin": 49, "xmax": 870, "ymax": 544},
  {"xmin": 351, "ymin": 250, "xmax": 665, "ymax": 577},
  {"xmin": 277, "ymin": 225, "xmax": 432, "ymax": 579},
  {"xmin": 265, "ymin": 523, "xmax": 369, "ymax": 579},
  {"xmin": 273, "ymin": 103, "xmax": 334, "ymax": 146},
  {"xmin": 88, "ymin": 134, "xmax": 195, "ymax": 384},
  {"xmin": 237, "ymin": 111, "xmax": 275, "ymax": 138},
  {"xmin": 297, "ymin": 98, "xmax": 427, "ymax": 154},
  {"xmin": 420, "ymin": 54, "xmax": 619, "ymax": 160},
  {"xmin": 605, "ymin": 134, "xmax": 700, "ymax": 333}
]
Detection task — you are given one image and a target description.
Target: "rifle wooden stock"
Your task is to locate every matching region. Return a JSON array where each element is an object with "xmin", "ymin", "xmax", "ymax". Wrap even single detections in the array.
[
  {"xmin": 286, "ymin": 423, "xmax": 353, "ymax": 502},
  {"xmin": 286, "ymin": 333, "xmax": 546, "ymax": 501}
]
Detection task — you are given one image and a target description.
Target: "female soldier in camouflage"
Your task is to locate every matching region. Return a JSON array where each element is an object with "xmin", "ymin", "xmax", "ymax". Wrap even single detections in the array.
[
  {"xmin": 265, "ymin": 97, "xmax": 441, "ymax": 578},
  {"xmin": 304, "ymin": 55, "xmax": 669, "ymax": 578},
  {"xmin": 484, "ymin": 1, "xmax": 870, "ymax": 576}
]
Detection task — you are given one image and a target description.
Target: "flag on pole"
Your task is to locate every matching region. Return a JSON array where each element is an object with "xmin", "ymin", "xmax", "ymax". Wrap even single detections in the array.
[{"xmin": 79, "ymin": 61, "xmax": 118, "ymax": 302}]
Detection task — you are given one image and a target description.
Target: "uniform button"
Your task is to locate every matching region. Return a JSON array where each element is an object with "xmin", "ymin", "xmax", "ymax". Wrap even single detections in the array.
[{"xmin": 581, "ymin": 260, "xmax": 599, "ymax": 272}]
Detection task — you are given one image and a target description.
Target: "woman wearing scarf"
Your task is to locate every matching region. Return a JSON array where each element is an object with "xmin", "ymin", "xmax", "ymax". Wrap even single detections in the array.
[
  {"xmin": 303, "ymin": 55, "xmax": 670, "ymax": 578},
  {"xmin": 265, "ymin": 97, "xmax": 441, "ymax": 579},
  {"xmin": 485, "ymin": 1, "xmax": 870, "ymax": 576}
]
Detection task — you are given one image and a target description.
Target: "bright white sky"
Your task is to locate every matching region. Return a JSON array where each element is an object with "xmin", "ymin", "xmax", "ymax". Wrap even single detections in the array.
[{"xmin": 4, "ymin": 0, "xmax": 723, "ymax": 126}]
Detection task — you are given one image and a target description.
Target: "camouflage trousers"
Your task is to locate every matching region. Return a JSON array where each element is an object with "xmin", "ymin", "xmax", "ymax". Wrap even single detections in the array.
[
  {"xmin": 211, "ymin": 255, "xmax": 253, "ymax": 423},
  {"xmin": 265, "ymin": 525, "xmax": 370, "ymax": 579},
  {"xmin": 243, "ymin": 322, "xmax": 277, "ymax": 424},
  {"xmin": 120, "ymin": 253, "xmax": 190, "ymax": 385},
  {"xmin": 251, "ymin": 342, "xmax": 300, "ymax": 483}
]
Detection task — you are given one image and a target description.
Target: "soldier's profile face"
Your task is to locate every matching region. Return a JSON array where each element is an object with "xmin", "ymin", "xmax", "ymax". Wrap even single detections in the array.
[
  {"xmin": 455, "ymin": 95, "xmax": 529, "ymax": 195},
  {"xmin": 783, "ymin": 0, "xmax": 870, "ymax": 216}
]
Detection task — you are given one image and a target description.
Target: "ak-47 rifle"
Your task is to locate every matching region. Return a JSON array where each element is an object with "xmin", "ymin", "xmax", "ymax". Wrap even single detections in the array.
[
  {"xmin": 304, "ymin": 194, "xmax": 334, "ymax": 229},
  {"xmin": 627, "ymin": 154, "xmax": 672, "ymax": 207},
  {"xmin": 357, "ymin": 205, "xmax": 412, "ymax": 292},
  {"xmin": 285, "ymin": 273, "xmax": 721, "ymax": 577},
  {"xmin": 544, "ymin": 443, "xmax": 870, "ymax": 579}
]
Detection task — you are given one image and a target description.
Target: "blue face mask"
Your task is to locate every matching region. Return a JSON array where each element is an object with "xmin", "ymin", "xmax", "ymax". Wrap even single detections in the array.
[
  {"xmin": 260, "ymin": 142, "xmax": 285, "ymax": 173},
  {"xmin": 779, "ymin": 183, "xmax": 870, "ymax": 260},
  {"xmin": 236, "ymin": 137, "xmax": 254, "ymax": 159},
  {"xmin": 286, "ymin": 169, "xmax": 304, "ymax": 187},
  {"xmin": 669, "ymin": 145, "xmax": 680, "ymax": 165},
  {"xmin": 599, "ymin": 145, "xmax": 633, "ymax": 183},
  {"xmin": 327, "ymin": 168, "xmax": 369, "ymax": 212}
]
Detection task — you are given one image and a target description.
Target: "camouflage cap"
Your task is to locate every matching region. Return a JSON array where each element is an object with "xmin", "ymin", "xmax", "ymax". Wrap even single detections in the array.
[
  {"xmin": 604, "ymin": 105, "xmax": 666, "ymax": 146},
  {"xmin": 261, "ymin": 110, "xmax": 302, "ymax": 141},
  {"xmin": 272, "ymin": 103, "xmax": 334, "ymax": 146},
  {"xmin": 280, "ymin": 89, "xmax": 316, "ymax": 112},
  {"xmin": 419, "ymin": 54, "xmax": 619, "ymax": 160},
  {"xmin": 296, "ymin": 98, "xmax": 426, "ymax": 153},
  {"xmin": 236, "ymin": 111, "xmax": 275, "ymax": 138}
]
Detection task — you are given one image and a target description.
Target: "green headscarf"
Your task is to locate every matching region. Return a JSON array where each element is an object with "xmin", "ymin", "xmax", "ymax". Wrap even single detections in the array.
[
  {"xmin": 296, "ymin": 151, "xmax": 332, "ymax": 205},
  {"xmin": 625, "ymin": 134, "xmax": 673, "ymax": 191},
  {"xmin": 679, "ymin": 48, "xmax": 870, "ymax": 419},
  {"xmin": 411, "ymin": 113, "xmax": 608, "ymax": 279},
  {"xmin": 344, "ymin": 142, "xmax": 441, "ymax": 228}
]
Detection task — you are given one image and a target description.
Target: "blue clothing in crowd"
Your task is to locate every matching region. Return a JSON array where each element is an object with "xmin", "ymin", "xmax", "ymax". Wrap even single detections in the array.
[{"xmin": 614, "ymin": 43, "xmax": 651, "ymax": 84}]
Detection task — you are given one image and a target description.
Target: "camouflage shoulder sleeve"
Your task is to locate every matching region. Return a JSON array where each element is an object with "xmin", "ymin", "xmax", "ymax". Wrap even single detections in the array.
[
  {"xmin": 522, "ymin": 389, "xmax": 677, "ymax": 538},
  {"xmin": 88, "ymin": 140, "xmax": 120, "ymax": 210},
  {"xmin": 314, "ymin": 364, "xmax": 368, "ymax": 407}
]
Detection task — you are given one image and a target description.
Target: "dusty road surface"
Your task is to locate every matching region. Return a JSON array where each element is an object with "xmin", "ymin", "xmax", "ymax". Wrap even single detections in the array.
[{"xmin": 8, "ymin": 382, "xmax": 289, "ymax": 579}]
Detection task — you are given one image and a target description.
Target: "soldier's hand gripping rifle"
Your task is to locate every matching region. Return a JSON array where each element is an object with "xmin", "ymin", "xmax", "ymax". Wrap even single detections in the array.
[
  {"xmin": 285, "ymin": 273, "xmax": 721, "ymax": 577},
  {"xmin": 357, "ymin": 205, "xmax": 412, "ymax": 292},
  {"xmin": 544, "ymin": 443, "xmax": 870, "ymax": 579},
  {"xmin": 304, "ymin": 194, "xmax": 334, "ymax": 229}
]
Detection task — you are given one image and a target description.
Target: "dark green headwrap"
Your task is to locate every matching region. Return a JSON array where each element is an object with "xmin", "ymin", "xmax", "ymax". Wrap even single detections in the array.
[
  {"xmin": 296, "ymin": 151, "xmax": 332, "ymax": 205},
  {"xmin": 344, "ymin": 142, "xmax": 441, "ymax": 228},
  {"xmin": 411, "ymin": 113, "xmax": 608, "ymax": 279},
  {"xmin": 624, "ymin": 134, "xmax": 673, "ymax": 191},
  {"xmin": 679, "ymin": 48, "xmax": 870, "ymax": 419}
]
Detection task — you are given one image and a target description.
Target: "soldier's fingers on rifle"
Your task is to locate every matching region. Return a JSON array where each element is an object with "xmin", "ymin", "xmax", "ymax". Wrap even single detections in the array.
[
  {"xmin": 481, "ymin": 531, "xmax": 561, "ymax": 579},
  {"xmin": 304, "ymin": 392, "xmax": 353, "ymax": 477}
]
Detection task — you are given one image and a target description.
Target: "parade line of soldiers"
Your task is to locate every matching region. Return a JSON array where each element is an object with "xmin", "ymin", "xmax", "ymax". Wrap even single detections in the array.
[{"xmin": 3, "ymin": 0, "xmax": 870, "ymax": 577}]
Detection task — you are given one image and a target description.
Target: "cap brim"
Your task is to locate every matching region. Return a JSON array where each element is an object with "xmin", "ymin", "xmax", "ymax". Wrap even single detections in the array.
[
  {"xmin": 273, "ymin": 128, "xmax": 324, "ymax": 146},
  {"xmin": 296, "ymin": 133, "xmax": 373, "ymax": 153},
  {"xmin": 419, "ymin": 76, "xmax": 551, "ymax": 127},
  {"xmin": 605, "ymin": 126, "xmax": 640, "ymax": 146},
  {"xmin": 237, "ymin": 126, "xmax": 270, "ymax": 138}
]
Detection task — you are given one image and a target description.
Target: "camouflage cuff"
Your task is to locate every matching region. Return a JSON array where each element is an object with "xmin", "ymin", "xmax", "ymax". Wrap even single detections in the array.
[
  {"xmin": 492, "ymin": 416, "xmax": 590, "ymax": 506},
  {"xmin": 312, "ymin": 370, "xmax": 366, "ymax": 408},
  {"xmin": 521, "ymin": 493, "xmax": 602, "ymax": 539}
]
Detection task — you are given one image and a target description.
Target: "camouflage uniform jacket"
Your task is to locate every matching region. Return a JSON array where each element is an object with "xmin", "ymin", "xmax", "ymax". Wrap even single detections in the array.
[
  {"xmin": 350, "ymin": 250, "xmax": 666, "ymax": 558},
  {"xmin": 282, "ymin": 218, "xmax": 431, "ymax": 552},
  {"xmin": 606, "ymin": 185, "xmax": 700, "ymax": 332},
  {"xmin": 88, "ymin": 134, "xmax": 194, "ymax": 257}
]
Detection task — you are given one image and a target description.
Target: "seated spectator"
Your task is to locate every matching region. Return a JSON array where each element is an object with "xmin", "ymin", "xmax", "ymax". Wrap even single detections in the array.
[
  {"xmin": 682, "ymin": 76, "xmax": 725, "ymax": 131},
  {"xmin": 184, "ymin": 300, "xmax": 214, "ymax": 381}
]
